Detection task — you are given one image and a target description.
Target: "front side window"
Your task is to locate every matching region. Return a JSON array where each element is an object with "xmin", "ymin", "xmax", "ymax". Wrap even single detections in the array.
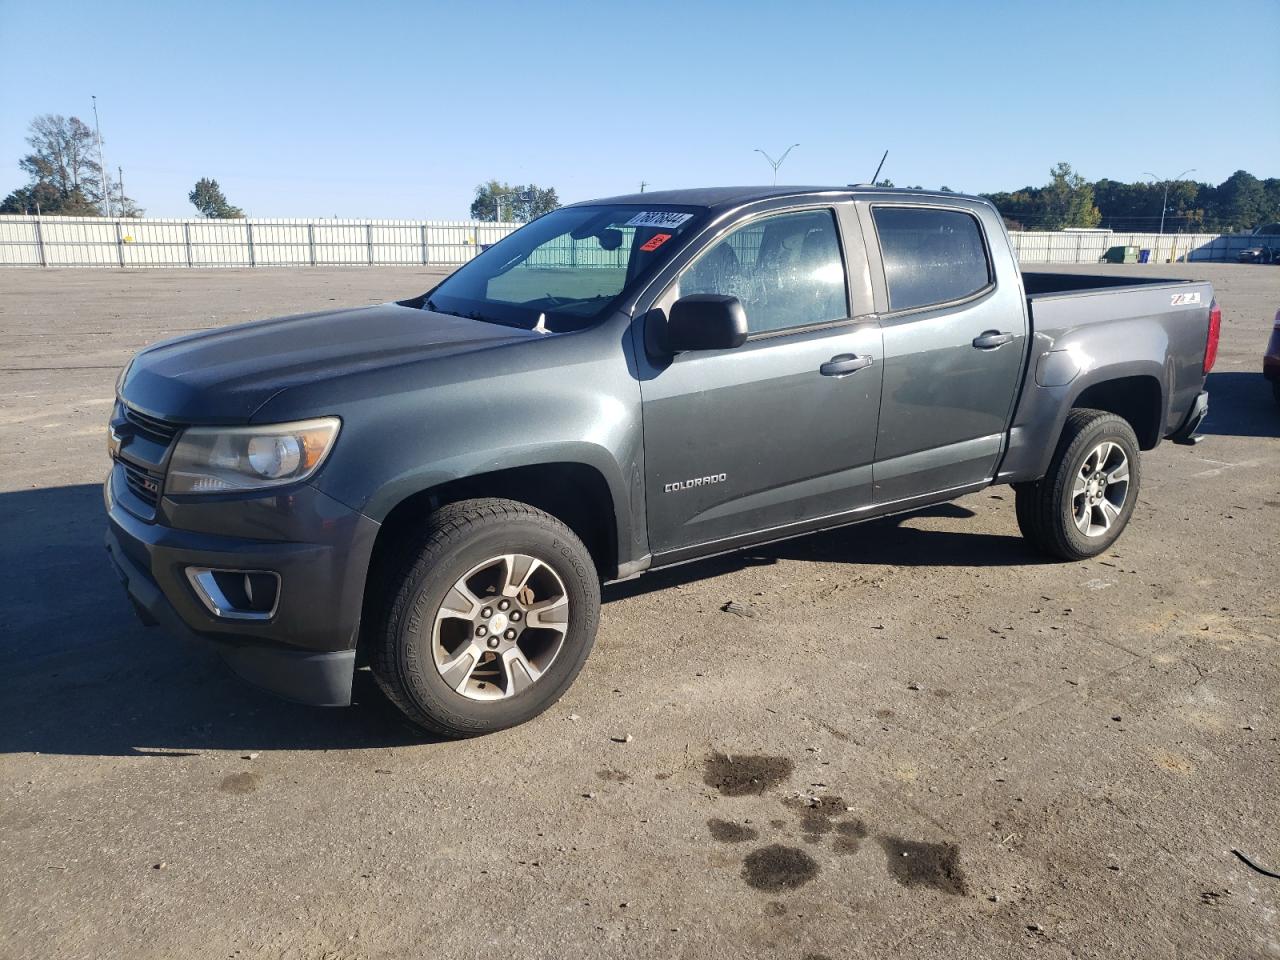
[
  {"xmin": 676, "ymin": 209, "xmax": 848, "ymax": 334},
  {"xmin": 872, "ymin": 206, "xmax": 991, "ymax": 312},
  {"xmin": 425, "ymin": 205, "xmax": 704, "ymax": 331}
]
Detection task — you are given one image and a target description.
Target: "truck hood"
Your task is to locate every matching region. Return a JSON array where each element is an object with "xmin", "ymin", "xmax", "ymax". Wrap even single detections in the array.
[{"xmin": 120, "ymin": 302, "xmax": 537, "ymax": 423}]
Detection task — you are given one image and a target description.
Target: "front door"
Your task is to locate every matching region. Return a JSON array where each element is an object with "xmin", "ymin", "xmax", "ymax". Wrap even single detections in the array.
[{"xmin": 639, "ymin": 207, "xmax": 883, "ymax": 559}]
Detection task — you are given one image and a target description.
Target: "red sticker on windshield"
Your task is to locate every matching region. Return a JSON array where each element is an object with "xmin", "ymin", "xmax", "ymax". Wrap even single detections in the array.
[{"xmin": 640, "ymin": 232, "xmax": 672, "ymax": 252}]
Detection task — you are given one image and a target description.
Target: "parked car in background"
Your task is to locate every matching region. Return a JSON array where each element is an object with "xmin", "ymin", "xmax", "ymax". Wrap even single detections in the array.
[
  {"xmin": 1238, "ymin": 244, "xmax": 1277, "ymax": 264},
  {"xmin": 1265, "ymin": 309, "xmax": 1280, "ymax": 407}
]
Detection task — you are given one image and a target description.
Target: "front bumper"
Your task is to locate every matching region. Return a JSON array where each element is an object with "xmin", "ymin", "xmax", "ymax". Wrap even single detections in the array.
[{"xmin": 104, "ymin": 468, "xmax": 379, "ymax": 706}]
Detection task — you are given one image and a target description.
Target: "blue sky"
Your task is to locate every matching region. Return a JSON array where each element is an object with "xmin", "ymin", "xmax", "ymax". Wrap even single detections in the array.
[{"xmin": 1, "ymin": 0, "xmax": 1276, "ymax": 219}]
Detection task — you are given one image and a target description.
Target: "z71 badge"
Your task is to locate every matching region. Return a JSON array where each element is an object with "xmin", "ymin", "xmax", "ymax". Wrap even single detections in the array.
[
  {"xmin": 1170, "ymin": 291, "xmax": 1202, "ymax": 306},
  {"xmin": 665, "ymin": 473, "xmax": 727, "ymax": 493}
]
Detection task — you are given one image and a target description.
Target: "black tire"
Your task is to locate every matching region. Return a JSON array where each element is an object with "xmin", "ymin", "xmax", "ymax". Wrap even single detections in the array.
[
  {"xmin": 1272, "ymin": 379, "xmax": 1280, "ymax": 410},
  {"xmin": 370, "ymin": 498, "xmax": 600, "ymax": 737},
  {"xmin": 1013, "ymin": 480, "xmax": 1046, "ymax": 552},
  {"xmin": 1014, "ymin": 409, "xmax": 1142, "ymax": 561}
]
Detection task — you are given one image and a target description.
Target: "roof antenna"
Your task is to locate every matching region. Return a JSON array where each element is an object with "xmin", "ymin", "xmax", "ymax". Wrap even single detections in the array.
[{"xmin": 870, "ymin": 149, "xmax": 888, "ymax": 185}]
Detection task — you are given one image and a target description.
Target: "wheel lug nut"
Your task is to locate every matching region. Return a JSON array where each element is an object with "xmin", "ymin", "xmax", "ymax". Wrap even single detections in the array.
[
  {"xmin": 510, "ymin": 611, "xmax": 521, "ymax": 622},
  {"xmin": 505, "ymin": 628, "xmax": 516, "ymax": 640},
  {"xmin": 476, "ymin": 625, "xmax": 487, "ymax": 637},
  {"xmin": 481, "ymin": 607, "xmax": 492, "ymax": 618},
  {"xmin": 487, "ymin": 636, "xmax": 500, "ymax": 649},
  {"xmin": 499, "ymin": 600, "xmax": 510, "ymax": 611}
]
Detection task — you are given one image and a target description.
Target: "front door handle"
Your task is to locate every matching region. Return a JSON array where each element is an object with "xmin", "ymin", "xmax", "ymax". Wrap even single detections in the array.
[
  {"xmin": 820, "ymin": 354, "xmax": 873, "ymax": 377},
  {"xmin": 972, "ymin": 330, "xmax": 1015, "ymax": 350}
]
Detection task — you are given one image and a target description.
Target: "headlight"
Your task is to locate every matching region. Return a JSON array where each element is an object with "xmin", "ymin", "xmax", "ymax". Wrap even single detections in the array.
[{"xmin": 166, "ymin": 417, "xmax": 341, "ymax": 495}]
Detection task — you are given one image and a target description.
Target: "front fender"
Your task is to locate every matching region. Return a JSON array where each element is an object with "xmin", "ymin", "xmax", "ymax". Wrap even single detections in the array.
[
  {"xmin": 257, "ymin": 316, "xmax": 646, "ymax": 573},
  {"xmin": 356, "ymin": 439, "xmax": 636, "ymax": 564}
]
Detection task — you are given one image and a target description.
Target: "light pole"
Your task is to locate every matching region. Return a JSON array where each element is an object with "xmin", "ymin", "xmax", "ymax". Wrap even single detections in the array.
[
  {"xmin": 494, "ymin": 189, "xmax": 533, "ymax": 224},
  {"xmin": 754, "ymin": 144, "xmax": 800, "ymax": 186},
  {"xmin": 1142, "ymin": 168, "xmax": 1196, "ymax": 235},
  {"xmin": 91, "ymin": 95, "xmax": 111, "ymax": 217}
]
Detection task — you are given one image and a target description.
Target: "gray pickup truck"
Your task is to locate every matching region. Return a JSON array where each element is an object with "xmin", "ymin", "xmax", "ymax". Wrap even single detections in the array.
[{"xmin": 105, "ymin": 186, "xmax": 1219, "ymax": 736}]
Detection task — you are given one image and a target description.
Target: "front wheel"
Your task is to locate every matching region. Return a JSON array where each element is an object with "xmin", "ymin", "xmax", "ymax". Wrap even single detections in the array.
[
  {"xmin": 370, "ymin": 498, "xmax": 601, "ymax": 737},
  {"xmin": 1015, "ymin": 409, "xmax": 1142, "ymax": 561}
]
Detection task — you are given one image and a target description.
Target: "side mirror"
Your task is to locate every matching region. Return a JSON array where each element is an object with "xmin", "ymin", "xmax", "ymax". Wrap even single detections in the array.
[{"xmin": 666, "ymin": 294, "xmax": 748, "ymax": 352}]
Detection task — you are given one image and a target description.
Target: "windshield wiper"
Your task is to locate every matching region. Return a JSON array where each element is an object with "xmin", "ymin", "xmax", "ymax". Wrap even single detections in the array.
[{"xmin": 424, "ymin": 298, "xmax": 535, "ymax": 331}]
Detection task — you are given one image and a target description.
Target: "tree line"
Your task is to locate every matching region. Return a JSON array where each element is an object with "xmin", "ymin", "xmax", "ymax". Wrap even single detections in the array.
[
  {"xmin": 0, "ymin": 114, "xmax": 143, "ymax": 217},
  {"xmin": 982, "ymin": 162, "xmax": 1280, "ymax": 233},
  {"xmin": 4, "ymin": 114, "xmax": 1276, "ymax": 233},
  {"xmin": 0, "ymin": 113, "xmax": 247, "ymax": 219}
]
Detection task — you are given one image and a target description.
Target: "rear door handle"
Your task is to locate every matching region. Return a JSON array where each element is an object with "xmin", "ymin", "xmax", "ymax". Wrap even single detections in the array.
[
  {"xmin": 972, "ymin": 331, "xmax": 1015, "ymax": 350},
  {"xmin": 820, "ymin": 354, "xmax": 873, "ymax": 377}
]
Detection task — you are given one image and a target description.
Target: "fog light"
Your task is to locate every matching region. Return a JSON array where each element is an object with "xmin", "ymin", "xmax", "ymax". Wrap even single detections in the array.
[{"xmin": 187, "ymin": 567, "xmax": 280, "ymax": 620}]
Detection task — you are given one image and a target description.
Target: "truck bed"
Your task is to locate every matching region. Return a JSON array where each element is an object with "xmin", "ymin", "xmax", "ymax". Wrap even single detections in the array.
[
  {"xmin": 995, "ymin": 270, "xmax": 1215, "ymax": 484},
  {"xmin": 1020, "ymin": 271, "xmax": 1204, "ymax": 296}
]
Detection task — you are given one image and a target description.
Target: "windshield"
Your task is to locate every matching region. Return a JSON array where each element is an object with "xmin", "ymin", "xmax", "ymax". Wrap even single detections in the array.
[{"xmin": 422, "ymin": 204, "xmax": 705, "ymax": 331}]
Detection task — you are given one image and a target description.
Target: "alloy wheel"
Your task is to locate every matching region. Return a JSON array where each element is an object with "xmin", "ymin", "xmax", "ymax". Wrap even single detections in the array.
[
  {"xmin": 1072, "ymin": 441, "xmax": 1130, "ymax": 537},
  {"xmin": 431, "ymin": 554, "xmax": 570, "ymax": 701}
]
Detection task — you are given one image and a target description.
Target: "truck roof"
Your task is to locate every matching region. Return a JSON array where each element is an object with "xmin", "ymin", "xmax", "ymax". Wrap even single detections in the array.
[{"xmin": 575, "ymin": 185, "xmax": 987, "ymax": 211}]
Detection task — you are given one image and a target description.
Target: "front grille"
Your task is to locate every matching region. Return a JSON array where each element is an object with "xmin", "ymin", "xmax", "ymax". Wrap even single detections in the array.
[
  {"xmin": 123, "ymin": 405, "xmax": 180, "ymax": 446},
  {"xmin": 122, "ymin": 461, "xmax": 163, "ymax": 506}
]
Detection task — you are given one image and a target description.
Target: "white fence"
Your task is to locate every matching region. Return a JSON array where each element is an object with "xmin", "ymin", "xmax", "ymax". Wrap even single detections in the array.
[
  {"xmin": 0, "ymin": 215, "xmax": 1274, "ymax": 268},
  {"xmin": 1007, "ymin": 230, "xmax": 1276, "ymax": 265},
  {"xmin": 0, "ymin": 216, "xmax": 520, "ymax": 268}
]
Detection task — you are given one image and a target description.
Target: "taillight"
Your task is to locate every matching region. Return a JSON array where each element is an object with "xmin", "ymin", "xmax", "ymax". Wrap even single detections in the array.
[{"xmin": 1204, "ymin": 300, "xmax": 1221, "ymax": 374}]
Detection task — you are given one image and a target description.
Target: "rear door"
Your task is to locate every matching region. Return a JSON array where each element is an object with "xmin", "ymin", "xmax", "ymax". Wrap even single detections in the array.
[
  {"xmin": 860, "ymin": 202, "xmax": 1027, "ymax": 503},
  {"xmin": 638, "ymin": 205, "xmax": 883, "ymax": 559}
]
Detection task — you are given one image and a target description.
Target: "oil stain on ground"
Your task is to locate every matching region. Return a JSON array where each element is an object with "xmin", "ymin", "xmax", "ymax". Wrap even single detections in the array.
[
  {"xmin": 782, "ymin": 795, "xmax": 848, "ymax": 843},
  {"xmin": 704, "ymin": 752, "xmax": 794, "ymax": 796},
  {"xmin": 879, "ymin": 837, "xmax": 968, "ymax": 895},
  {"xmin": 219, "ymin": 772, "xmax": 261, "ymax": 795},
  {"xmin": 707, "ymin": 818, "xmax": 759, "ymax": 843},
  {"xmin": 832, "ymin": 819, "xmax": 869, "ymax": 855},
  {"xmin": 742, "ymin": 844, "xmax": 820, "ymax": 892}
]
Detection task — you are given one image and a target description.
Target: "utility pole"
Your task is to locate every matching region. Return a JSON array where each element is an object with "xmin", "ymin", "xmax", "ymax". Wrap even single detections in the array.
[
  {"xmin": 118, "ymin": 166, "xmax": 125, "ymax": 214},
  {"xmin": 91, "ymin": 95, "xmax": 111, "ymax": 217},
  {"xmin": 494, "ymin": 189, "xmax": 533, "ymax": 224},
  {"xmin": 639, "ymin": 180, "xmax": 648, "ymax": 193},
  {"xmin": 754, "ymin": 144, "xmax": 800, "ymax": 186},
  {"xmin": 1142, "ymin": 168, "xmax": 1196, "ymax": 235}
]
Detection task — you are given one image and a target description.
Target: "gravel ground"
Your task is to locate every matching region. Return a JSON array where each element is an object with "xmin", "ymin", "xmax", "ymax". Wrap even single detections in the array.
[{"xmin": 1, "ymin": 262, "xmax": 1277, "ymax": 960}]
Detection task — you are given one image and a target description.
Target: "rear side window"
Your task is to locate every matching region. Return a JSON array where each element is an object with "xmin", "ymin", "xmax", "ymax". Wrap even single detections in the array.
[{"xmin": 872, "ymin": 207, "xmax": 991, "ymax": 312}]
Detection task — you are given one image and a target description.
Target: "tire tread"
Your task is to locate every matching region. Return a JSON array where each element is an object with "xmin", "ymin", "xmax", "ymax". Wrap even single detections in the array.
[
  {"xmin": 1014, "ymin": 409, "xmax": 1140, "ymax": 562},
  {"xmin": 370, "ymin": 497, "xmax": 597, "ymax": 737}
]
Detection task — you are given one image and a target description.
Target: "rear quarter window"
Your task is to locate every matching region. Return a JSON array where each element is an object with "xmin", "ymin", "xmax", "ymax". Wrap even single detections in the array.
[{"xmin": 872, "ymin": 206, "xmax": 992, "ymax": 312}]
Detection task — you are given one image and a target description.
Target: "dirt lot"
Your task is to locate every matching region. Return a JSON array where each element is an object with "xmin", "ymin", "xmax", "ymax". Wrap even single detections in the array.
[{"xmin": 1, "ymin": 262, "xmax": 1277, "ymax": 960}]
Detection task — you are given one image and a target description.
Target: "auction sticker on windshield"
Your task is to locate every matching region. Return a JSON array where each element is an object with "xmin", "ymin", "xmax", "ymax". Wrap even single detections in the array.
[{"xmin": 625, "ymin": 211, "xmax": 694, "ymax": 229}]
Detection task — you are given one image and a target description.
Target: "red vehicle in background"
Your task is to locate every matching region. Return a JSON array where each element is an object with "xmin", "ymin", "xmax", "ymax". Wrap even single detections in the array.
[{"xmin": 1266, "ymin": 309, "xmax": 1280, "ymax": 408}]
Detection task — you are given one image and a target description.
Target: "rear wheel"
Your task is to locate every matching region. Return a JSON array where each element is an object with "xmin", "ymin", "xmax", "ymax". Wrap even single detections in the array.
[
  {"xmin": 371, "ymin": 498, "xmax": 600, "ymax": 737},
  {"xmin": 1015, "ymin": 409, "xmax": 1141, "ymax": 561}
]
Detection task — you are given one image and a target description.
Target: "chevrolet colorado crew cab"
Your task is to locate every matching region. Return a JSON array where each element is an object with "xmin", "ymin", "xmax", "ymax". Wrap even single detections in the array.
[{"xmin": 105, "ymin": 186, "xmax": 1219, "ymax": 736}]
